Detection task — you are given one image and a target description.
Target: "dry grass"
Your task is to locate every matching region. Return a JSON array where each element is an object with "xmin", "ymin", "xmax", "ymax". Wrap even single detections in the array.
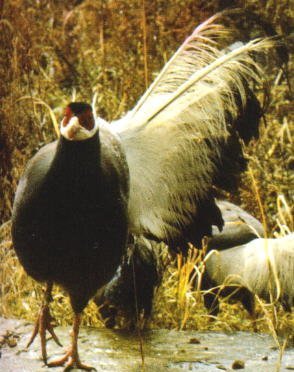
[{"xmin": 151, "ymin": 237, "xmax": 293, "ymax": 336}]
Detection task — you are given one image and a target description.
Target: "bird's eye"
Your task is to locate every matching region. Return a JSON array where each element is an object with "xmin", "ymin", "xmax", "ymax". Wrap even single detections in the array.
[{"xmin": 78, "ymin": 109, "xmax": 95, "ymax": 130}]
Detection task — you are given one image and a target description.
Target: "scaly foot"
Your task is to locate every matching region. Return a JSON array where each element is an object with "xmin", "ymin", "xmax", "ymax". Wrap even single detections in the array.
[
  {"xmin": 48, "ymin": 312, "xmax": 96, "ymax": 371},
  {"xmin": 27, "ymin": 283, "xmax": 62, "ymax": 363},
  {"xmin": 48, "ymin": 348, "xmax": 96, "ymax": 371}
]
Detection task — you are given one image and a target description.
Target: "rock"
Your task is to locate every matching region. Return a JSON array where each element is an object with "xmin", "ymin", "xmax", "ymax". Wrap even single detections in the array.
[
  {"xmin": 0, "ymin": 336, "xmax": 5, "ymax": 346},
  {"xmin": 7, "ymin": 338, "xmax": 17, "ymax": 348},
  {"xmin": 232, "ymin": 359, "xmax": 245, "ymax": 369},
  {"xmin": 189, "ymin": 337, "xmax": 201, "ymax": 344},
  {"xmin": 216, "ymin": 364, "xmax": 227, "ymax": 370}
]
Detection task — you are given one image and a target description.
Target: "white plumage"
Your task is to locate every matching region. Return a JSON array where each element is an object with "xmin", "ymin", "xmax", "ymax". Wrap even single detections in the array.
[
  {"xmin": 110, "ymin": 14, "xmax": 272, "ymax": 243},
  {"xmin": 205, "ymin": 234, "xmax": 294, "ymax": 309}
]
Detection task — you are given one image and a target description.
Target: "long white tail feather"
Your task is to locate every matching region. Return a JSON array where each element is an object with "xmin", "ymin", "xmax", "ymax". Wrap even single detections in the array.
[
  {"xmin": 130, "ymin": 13, "xmax": 227, "ymax": 118},
  {"xmin": 111, "ymin": 18, "xmax": 273, "ymax": 241}
]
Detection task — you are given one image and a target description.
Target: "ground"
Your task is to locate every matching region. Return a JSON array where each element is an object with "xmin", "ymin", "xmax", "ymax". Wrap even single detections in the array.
[{"xmin": 1, "ymin": 317, "xmax": 293, "ymax": 371}]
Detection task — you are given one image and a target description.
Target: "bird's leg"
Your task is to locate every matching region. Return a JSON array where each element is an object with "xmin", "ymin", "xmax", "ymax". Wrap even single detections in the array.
[
  {"xmin": 48, "ymin": 313, "xmax": 96, "ymax": 371},
  {"xmin": 27, "ymin": 281, "xmax": 62, "ymax": 363}
]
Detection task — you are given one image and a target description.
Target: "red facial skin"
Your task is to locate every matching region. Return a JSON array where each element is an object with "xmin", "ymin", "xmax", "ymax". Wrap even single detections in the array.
[
  {"xmin": 61, "ymin": 107, "xmax": 73, "ymax": 127},
  {"xmin": 62, "ymin": 106, "xmax": 95, "ymax": 131}
]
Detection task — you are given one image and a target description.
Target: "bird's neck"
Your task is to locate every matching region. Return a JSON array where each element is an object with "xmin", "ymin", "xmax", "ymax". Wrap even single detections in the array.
[{"xmin": 50, "ymin": 131, "xmax": 101, "ymax": 178}]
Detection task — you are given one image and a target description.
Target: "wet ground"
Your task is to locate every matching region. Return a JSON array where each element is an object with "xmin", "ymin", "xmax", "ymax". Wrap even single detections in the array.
[{"xmin": 0, "ymin": 317, "xmax": 293, "ymax": 371}]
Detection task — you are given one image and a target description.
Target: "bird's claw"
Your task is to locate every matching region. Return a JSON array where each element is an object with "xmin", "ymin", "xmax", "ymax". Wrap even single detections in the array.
[
  {"xmin": 27, "ymin": 304, "xmax": 62, "ymax": 363},
  {"xmin": 48, "ymin": 349, "xmax": 96, "ymax": 371}
]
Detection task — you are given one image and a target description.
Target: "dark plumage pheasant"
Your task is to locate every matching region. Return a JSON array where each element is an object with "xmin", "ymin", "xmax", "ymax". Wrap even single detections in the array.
[{"xmin": 12, "ymin": 102, "xmax": 129, "ymax": 369}]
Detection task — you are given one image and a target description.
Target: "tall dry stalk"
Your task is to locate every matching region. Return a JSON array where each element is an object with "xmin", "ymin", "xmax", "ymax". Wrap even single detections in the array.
[{"xmin": 141, "ymin": 0, "xmax": 149, "ymax": 89}]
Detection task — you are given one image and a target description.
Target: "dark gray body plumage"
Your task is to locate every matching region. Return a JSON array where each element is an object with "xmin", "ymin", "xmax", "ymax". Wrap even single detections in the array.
[{"xmin": 12, "ymin": 126, "xmax": 129, "ymax": 313}]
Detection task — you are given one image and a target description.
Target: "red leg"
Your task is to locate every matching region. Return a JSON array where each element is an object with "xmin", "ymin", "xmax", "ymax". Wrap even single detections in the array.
[
  {"xmin": 48, "ymin": 313, "xmax": 96, "ymax": 371},
  {"xmin": 27, "ymin": 282, "xmax": 62, "ymax": 363}
]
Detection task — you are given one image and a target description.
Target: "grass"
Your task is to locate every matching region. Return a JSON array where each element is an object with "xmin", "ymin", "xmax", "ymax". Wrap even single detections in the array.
[{"xmin": 151, "ymin": 239, "xmax": 293, "ymax": 336}]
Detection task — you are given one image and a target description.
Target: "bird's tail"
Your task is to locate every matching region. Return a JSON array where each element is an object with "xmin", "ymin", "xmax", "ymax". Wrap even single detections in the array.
[
  {"xmin": 115, "ymin": 13, "xmax": 272, "ymax": 137},
  {"xmin": 112, "ymin": 14, "xmax": 274, "ymax": 244}
]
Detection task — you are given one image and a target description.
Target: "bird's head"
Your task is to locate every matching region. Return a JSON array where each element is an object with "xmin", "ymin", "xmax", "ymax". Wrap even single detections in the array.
[{"xmin": 60, "ymin": 102, "xmax": 98, "ymax": 141}]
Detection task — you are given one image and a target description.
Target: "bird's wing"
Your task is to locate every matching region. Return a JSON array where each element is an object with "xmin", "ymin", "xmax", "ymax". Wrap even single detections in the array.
[{"xmin": 111, "ymin": 15, "xmax": 272, "ymax": 245}]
